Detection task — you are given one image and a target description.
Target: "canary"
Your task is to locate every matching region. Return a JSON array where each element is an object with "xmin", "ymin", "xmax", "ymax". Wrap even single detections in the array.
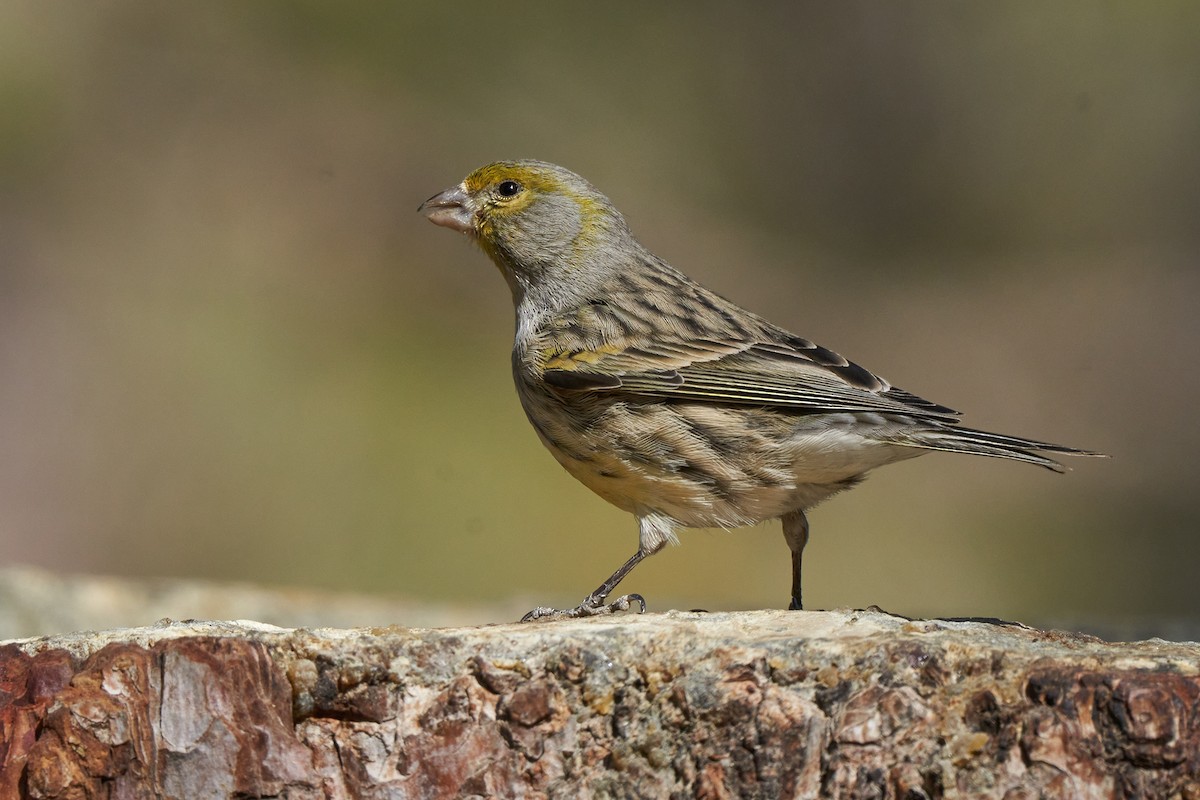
[{"xmin": 419, "ymin": 160, "xmax": 1102, "ymax": 621}]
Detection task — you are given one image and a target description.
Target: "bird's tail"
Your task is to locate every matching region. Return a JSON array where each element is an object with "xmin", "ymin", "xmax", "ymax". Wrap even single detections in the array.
[{"xmin": 898, "ymin": 426, "xmax": 1106, "ymax": 473}]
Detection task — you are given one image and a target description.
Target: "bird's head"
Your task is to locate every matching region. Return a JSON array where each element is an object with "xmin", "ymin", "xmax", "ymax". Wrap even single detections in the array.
[{"xmin": 419, "ymin": 160, "xmax": 635, "ymax": 304}]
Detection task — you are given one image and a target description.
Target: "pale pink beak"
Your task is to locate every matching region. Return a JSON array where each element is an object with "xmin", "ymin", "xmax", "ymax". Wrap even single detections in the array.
[{"xmin": 418, "ymin": 185, "xmax": 475, "ymax": 234}]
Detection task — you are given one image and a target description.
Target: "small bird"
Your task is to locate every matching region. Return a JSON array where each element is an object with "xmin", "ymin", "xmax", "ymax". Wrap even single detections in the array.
[{"xmin": 419, "ymin": 160, "xmax": 1102, "ymax": 621}]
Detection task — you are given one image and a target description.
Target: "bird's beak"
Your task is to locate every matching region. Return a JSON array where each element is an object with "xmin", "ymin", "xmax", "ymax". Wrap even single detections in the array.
[{"xmin": 418, "ymin": 184, "xmax": 475, "ymax": 234}]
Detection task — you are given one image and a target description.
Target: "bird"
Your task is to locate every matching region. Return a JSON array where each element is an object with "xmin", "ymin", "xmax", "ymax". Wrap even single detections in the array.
[{"xmin": 418, "ymin": 160, "xmax": 1103, "ymax": 621}]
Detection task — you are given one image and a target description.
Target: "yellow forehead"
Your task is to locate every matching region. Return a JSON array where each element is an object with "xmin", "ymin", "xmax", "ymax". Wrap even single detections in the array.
[
  {"xmin": 461, "ymin": 161, "xmax": 609, "ymax": 246},
  {"xmin": 464, "ymin": 162, "xmax": 563, "ymax": 195}
]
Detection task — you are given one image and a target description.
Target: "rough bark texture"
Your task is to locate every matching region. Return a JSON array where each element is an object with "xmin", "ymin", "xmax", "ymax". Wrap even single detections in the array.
[{"xmin": 1, "ymin": 612, "xmax": 1198, "ymax": 799}]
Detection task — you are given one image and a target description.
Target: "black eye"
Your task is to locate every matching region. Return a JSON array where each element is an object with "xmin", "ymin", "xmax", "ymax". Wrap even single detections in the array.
[{"xmin": 496, "ymin": 180, "xmax": 522, "ymax": 197}]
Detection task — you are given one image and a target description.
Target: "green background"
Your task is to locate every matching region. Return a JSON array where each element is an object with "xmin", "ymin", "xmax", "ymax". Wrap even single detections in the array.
[{"xmin": 1, "ymin": 3, "xmax": 1196, "ymax": 628}]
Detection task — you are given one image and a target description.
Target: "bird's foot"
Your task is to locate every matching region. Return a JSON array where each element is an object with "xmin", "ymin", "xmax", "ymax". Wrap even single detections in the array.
[{"xmin": 520, "ymin": 592, "xmax": 646, "ymax": 622}]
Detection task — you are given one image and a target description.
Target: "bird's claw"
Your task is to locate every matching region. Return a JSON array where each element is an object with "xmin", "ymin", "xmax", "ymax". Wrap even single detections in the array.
[{"xmin": 520, "ymin": 592, "xmax": 647, "ymax": 622}]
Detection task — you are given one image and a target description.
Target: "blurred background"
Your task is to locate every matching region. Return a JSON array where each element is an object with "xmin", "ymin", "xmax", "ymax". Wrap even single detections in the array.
[{"xmin": 1, "ymin": 2, "xmax": 1196, "ymax": 637}]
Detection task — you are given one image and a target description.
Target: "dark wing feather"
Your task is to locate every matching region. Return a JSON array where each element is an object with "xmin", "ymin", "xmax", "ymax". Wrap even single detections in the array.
[
  {"xmin": 533, "ymin": 290, "xmax": 1104, "ymax": 466},
  {"xmin": 541, "ymin": 335, "xmax": 961, "ymax": 422}
]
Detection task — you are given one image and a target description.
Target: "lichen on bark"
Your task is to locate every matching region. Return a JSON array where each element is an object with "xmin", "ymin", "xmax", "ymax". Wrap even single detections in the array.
[{"xmin": 2, "ymin": 611, "xmax": 1199, "ymax": 798}]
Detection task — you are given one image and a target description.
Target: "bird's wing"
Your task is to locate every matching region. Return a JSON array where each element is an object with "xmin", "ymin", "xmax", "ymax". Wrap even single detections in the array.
[{"xmin": 538, "ymin": 326, "xmax": 960, "ymax": 422}]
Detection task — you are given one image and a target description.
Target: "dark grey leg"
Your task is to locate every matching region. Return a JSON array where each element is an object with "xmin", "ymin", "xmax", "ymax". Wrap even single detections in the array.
[
  {"xmin": 521, "ymin": 549, "xmax": 650, "ymax": 622},
  {"xmin": 782, "ymin": 509, "xmax": 810, "ymax": 610}
]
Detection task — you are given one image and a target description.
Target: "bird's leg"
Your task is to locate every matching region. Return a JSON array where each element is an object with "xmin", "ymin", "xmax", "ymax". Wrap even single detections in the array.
[
  {"xmin": 782, "ymin": 509, "xmax": 810, "ymax": 610},
  {"xmin": 520, "ymin": 549, "xmax": 650, "ymax": 622}
]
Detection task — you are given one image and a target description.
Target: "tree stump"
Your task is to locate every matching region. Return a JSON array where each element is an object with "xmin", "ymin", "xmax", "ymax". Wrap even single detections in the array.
[{"xmin": 2, "ymin": 611, "xmax": 1198, "ymax": 798}]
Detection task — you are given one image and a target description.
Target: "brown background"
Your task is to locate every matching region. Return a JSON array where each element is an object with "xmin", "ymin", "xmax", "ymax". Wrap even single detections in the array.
[{"xmin": 1, "ymin": 3, "xmax": 1195, "ymax": 629}]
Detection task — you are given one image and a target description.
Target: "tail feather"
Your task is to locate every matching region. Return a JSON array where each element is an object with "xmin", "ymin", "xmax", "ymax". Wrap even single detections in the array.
[{"xmin": 899, "ymin": 426, "xmax": 1106, "ymax": 474}]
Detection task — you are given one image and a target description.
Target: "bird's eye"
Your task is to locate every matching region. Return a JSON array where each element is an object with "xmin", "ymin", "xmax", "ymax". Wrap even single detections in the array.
[{"xmin": 496, "ymin": 180, "xmax": 522, "ymax": 198}]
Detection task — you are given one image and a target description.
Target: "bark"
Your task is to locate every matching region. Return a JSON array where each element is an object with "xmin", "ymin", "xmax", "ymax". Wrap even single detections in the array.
[{"xmin": 2, "ymin": 611, "xmax": 1198, "ymax": 799}]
